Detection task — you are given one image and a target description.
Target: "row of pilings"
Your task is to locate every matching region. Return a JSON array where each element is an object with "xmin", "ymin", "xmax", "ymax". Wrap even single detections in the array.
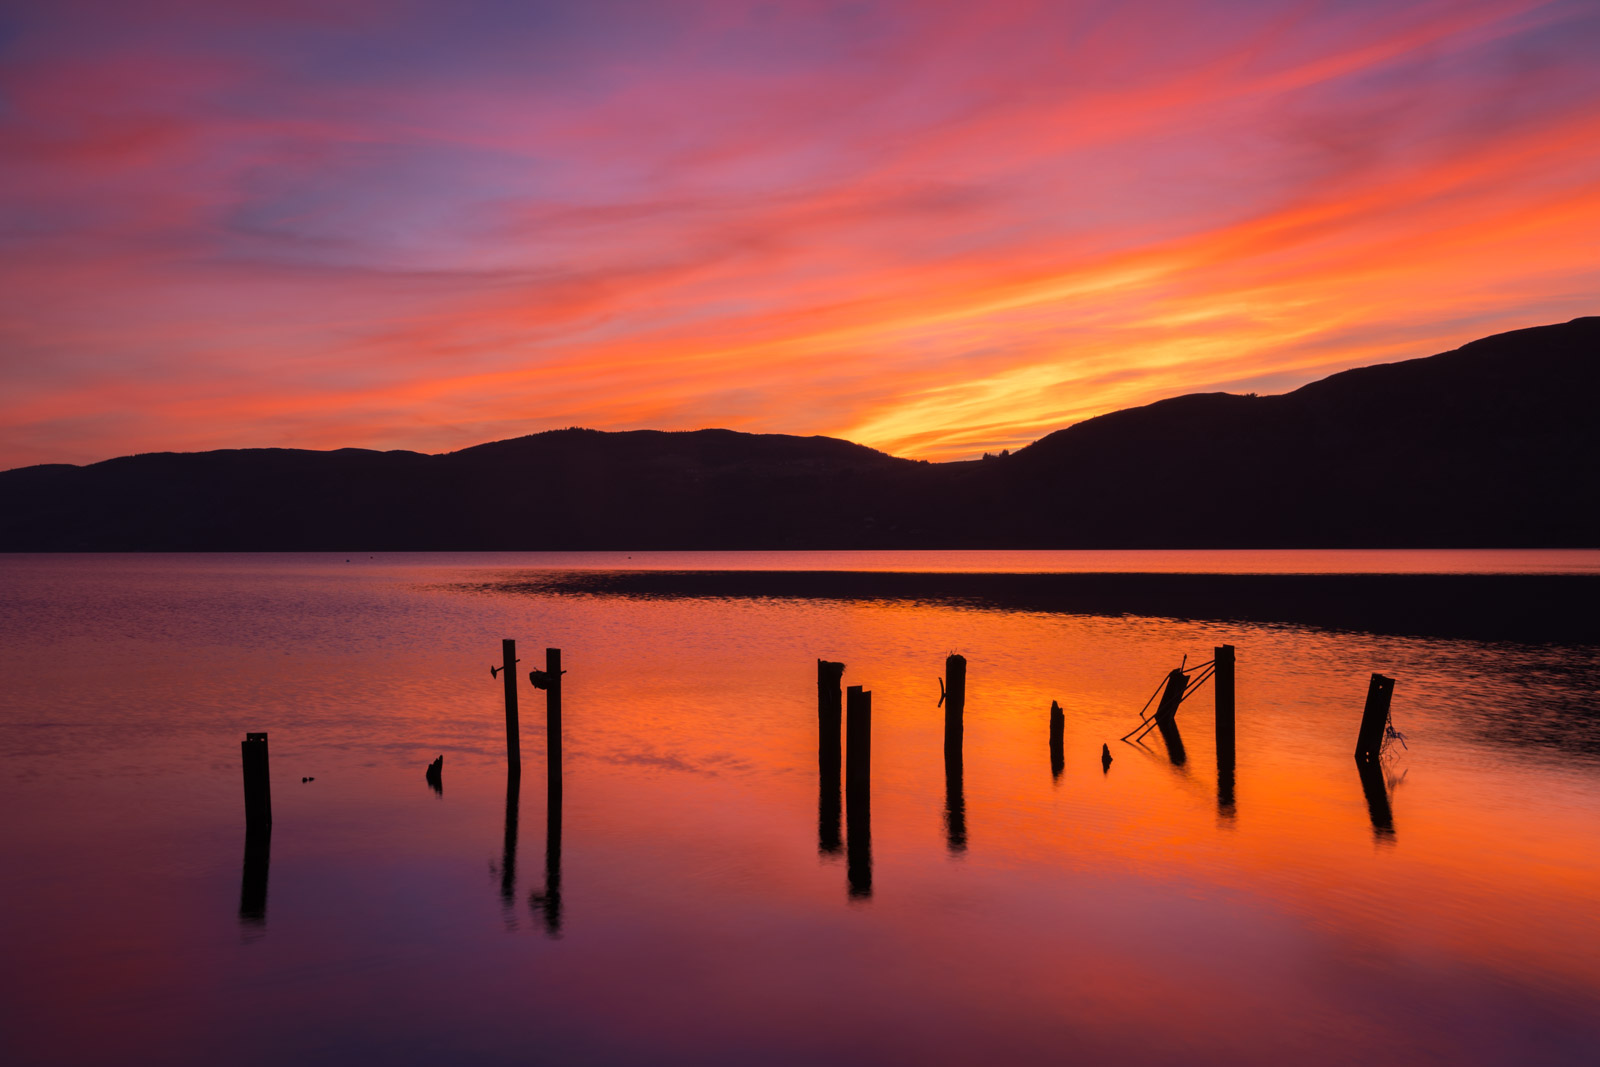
[{"xmin": 238, "ymin": 642, "xmax": 1399, "ymax": 921}]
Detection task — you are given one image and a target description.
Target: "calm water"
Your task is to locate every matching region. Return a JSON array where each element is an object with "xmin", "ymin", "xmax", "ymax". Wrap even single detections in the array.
[{"xmin": 2, "ymin": 552, "xmax": 1598, "ymax": 1065}]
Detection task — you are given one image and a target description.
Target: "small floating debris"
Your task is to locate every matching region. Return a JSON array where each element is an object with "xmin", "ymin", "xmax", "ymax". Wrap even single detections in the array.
[{"xmin": 300, "ymin": 776, "xmax": 315, "ymax": 783}]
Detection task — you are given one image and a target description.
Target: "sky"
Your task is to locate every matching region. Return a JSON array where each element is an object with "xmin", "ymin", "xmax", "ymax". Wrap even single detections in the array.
[{"xmin": 3, "ymin": 0, "xmax": 1599, "ymax": 468}]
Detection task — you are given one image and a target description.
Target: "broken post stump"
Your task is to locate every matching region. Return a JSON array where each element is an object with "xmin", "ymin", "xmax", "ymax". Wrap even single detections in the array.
[
  {"xmin": 1049, "ymin": 701, "xmax": 1065, "ymax": 780},
  {"xmin": 943, "ymin": 653, "xmax": 966, "ymax": 753},
  {"xmin": 1354, "ymin": 673, "xmax": 1395, "ymax": 763},
  {"xmin": 425, "ymin": 755, "xmax": 443, "ymax": 794},
  {"xmin": 241, "ymin": 732, "xmax": 271, "ymax": 832},
  {"xmin": 846, "ymin": 685, "xmax": 872, "ymax": 898},
  {"xmin": 1152, "ymin": 668, "xmax": 1188, "ymax": 725},
  {"xmin": 501, "ymin": 639, "xmax": 521, "ymax": 775}
]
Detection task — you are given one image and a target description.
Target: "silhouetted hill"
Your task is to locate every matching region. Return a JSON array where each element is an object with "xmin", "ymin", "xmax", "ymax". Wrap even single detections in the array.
[{"xmin": 2, "ymin": 317, "xmax": 1596, "ymax": 549}]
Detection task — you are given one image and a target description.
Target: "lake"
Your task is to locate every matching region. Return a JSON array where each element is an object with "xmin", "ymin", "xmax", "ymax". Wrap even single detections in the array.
[{"xmin": 2, "ymin": 551, "xmax": 1598, "ymax": 1065}]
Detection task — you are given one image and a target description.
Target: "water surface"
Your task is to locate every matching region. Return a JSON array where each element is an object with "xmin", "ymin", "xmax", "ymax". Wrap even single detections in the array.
[{"xmin": 2, "ymin": 552, "xmax": 1597, "ymax": 1064}]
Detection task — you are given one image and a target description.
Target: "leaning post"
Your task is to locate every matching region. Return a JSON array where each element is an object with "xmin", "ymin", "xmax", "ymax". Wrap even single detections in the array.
[{"xmin": 1354, "ymin": 673, "xmax": 1395, "ymax": 763}]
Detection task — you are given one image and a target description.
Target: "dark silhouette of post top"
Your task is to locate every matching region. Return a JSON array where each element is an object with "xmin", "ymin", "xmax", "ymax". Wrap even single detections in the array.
[
  {"xmin": 529, "ymin": 647, "xmax": 563, "ymax": 796},
  {"xmin": 942, "ymin": 654, "xmax": 966, "ymax": 754},
  {"xmin": 817, "ymin": 660, "xmax": 845, "ymax": 856},
  {"xmin": 1049, "ymin": 700, "xmax": 1065, "ymax": 781},
  {"xmin": 241, "ymin": 732, "xmax": 271, "ymax": 831},
  {"xmin": 1214, "ymin": 645, "xmax": 1236, "ymax": 820},
  {"xmin": 496, "ymin": 639, "xmax": 521, "ymax": 774},
  {"xmin": 1354, "ymin": 673, "xmax": 1395, "ymax": 763},
  {"xmin": 846, "ymin": 685, "xmax": 872, "ymax": 899},
  {"xmin": 425, "ymin": 755, "xmax": 443, "ymax": 795}
]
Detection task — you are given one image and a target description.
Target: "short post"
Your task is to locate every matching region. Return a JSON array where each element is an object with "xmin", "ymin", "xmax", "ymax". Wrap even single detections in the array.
[
  {"xmin": 1152, "ymin": 668, "xmax": 1187, "ymax": 725},
  {"xmin": 1049, "ymin": 700, "xmax": 1065, "ymax": 780},
  {"xmin": 546, "ymin": 648, "xmax": 563, "ymax": 796},
  {"xmin": 502, "ymin": 639, "xmax": 521, "ymax": 775},
  {"xmin": 1354, "ymin": 673, "xmax": 1395, "ymax": 763},
  {"xmin": 241, "ymin": 732, "xmax": 271, "ymax": 831},
  {"xmin": 943, "ymin": 654, "xmax": 966, "ymax": 753},
  {"xmin": 846, "ymin": 685, "xmax": 872, "ymax": 898}
]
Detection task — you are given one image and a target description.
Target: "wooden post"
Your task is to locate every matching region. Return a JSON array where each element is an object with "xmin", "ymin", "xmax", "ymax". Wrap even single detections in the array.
[
  {"xmin": 241, "ymin": 732, "xmax": 271, "ymax": 831},
  {"xmin": 1214, "ymin": 645, "xmax": 1235, "ymax": 758},
  {"xmin": 1214, "ymin": 645, "xmax": 1235, "ymax": 817},
  {"xmin": 944, "ymin": 654, "xmax": 966, "ymax": 753},
  {"xmin": 546, "ymin": 648, "xmax": 563, "ymax": 796},
  {"xmin": 1049, "ymin": 700, "xmax": 1064, "ymax": 781},
  {"xmin": 1152, "ymin": 668, "xmax": 1187, "ymax": 725},
  {"xmin": 817, "ymin": 660, "xmax": 845, "ymax": 856},
  {"xmin": 846, "ymin": 685, "xmax": 872, "ymax": 898},
  {"xmin": 1354, "ymin": 673, "xmax": 1395, "ymax": 763},
  {"xmin": 502, "ymin": 639, "xmax": 521, "ymax": 775}
]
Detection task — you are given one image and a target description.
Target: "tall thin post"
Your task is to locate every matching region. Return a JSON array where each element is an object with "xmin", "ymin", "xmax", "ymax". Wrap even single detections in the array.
[
  {"xmin": 241, "ymin": 732, "xmax": 271, "ymax": 831},
  {"xmin": 546, "ymin": 647, "xmax": 563, "ymax": 796},
  {"xmin": 846, "ymin": 685, "xmax": 872, "ymax": 898},
  {"xmin": 1354, "ymin": 673, "xmax": 1395, "ymax": 763},
  {"xmin": 502, "ymin": 639, "xmax": 521, "ymax": 775},
  {"xmin": 1049, "ymin": 700, "xmax": 1065, "ymax": 781},
  {"xmin": 943, "ymin": 654, "xmax": 966, "ymax": 754},
  {"xmin": 1214, "ymin": 645, "xmax": 1236, "ymax": 819},
  {"xmin": 817, "ymin": 660, "xmax": 845, "ymax": 855}
]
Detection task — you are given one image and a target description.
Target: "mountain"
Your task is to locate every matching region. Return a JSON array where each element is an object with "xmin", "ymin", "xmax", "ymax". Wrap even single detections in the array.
[{"xmin": 2, "ymin": 317, "xmax": 1596, "ymax": 549}]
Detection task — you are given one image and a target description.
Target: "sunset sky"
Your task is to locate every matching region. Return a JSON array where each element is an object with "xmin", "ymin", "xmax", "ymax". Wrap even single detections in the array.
[{"xmin": 3, "ymin": 0, "xmax": 1598, "ymax": 468}]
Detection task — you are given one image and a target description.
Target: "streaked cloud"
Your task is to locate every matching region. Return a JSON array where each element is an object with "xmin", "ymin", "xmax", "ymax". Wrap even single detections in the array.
[{"xmin": 2, "ymin": 0, "xmax": 1597, "ymax": 466}]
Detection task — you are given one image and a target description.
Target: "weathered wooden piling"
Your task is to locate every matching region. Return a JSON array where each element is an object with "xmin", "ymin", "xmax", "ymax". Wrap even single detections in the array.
[
  {"xmin": 501, "ymin": 639, "xmax": 521, "ymax": 774},
  {"xmin": 1152, "ymin": 668, "xmax": 1188, "ymax": 725},
  {"xmin": 1214, "ymin": 645, "xmax": 1235, "ymax": 756},
  {"xmin": 817, "ymin": 661, "xmax": 845, "ymax": 855},
  {"xmin": 1354, "ymin": 673, "xmax": 1395, "ymax": 763},
  {"xmin": 241, "ymin": 731, "xmax": 271, "ymax": 831},
  {"xmin": 846, "ymin": 685, "xmax": 872, "ymax": 898},
  {"xmin": 1049, "ymin": 700, "xmax": 1065, "ymax": 780},
  {"xmin": 943, "ymin": 654, "xmax": 966, "ymax": 753},
  {"xmin": 546, "ymin": 648, "xmax": 563, "ymax": 795},
  {"xmin": 529, "ymin": 648, "xmax": 563, "ymax": 795}
]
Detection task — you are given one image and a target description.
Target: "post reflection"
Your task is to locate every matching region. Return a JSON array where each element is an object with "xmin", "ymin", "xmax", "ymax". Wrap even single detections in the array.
[
  {"xmin": 1154, "ymin": 715, "xmax": 1188, "ymax": 767},
  {"xmin": 531, "ymin": 782, "xmax": 563, "ymax": 935},
  {"xmin": 501, "ymin": 772, "xmax": 520, "ymax": 912},
  {"xmin": 239, "ymin": 828, "xmax": 270, "ymax": 930},
  {"xmin": 944, "ymin": 744, "xmax": 967, "ymax": 855},
  {"xmin": 1356, "ymin": 758, "xmax": 1396, "ymax": 841}
]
